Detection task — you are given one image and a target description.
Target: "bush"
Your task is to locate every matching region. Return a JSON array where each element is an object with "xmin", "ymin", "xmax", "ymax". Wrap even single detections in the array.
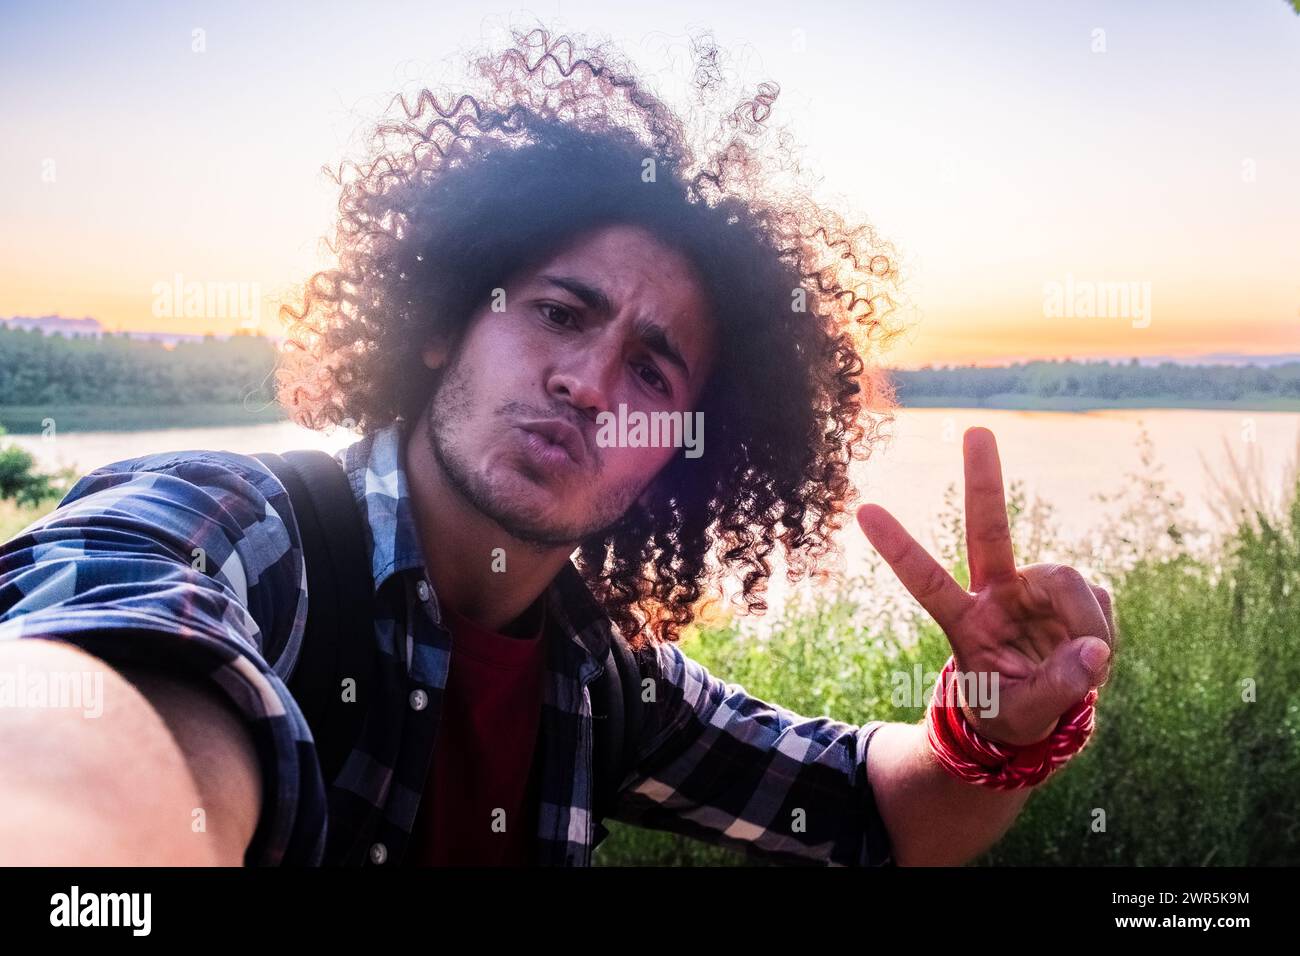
[{"xmin": 0, "ymin": 429, "xmax": 68, "ymax": 507}]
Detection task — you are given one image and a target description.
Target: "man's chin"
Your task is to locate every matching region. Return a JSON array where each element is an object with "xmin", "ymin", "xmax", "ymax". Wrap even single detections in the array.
[{"xmin": 476, "ymin": 472, "xmax": 587, "ymax": 546}]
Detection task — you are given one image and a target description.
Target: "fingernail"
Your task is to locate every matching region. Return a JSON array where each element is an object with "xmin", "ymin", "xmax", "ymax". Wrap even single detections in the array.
[{"xmin": 1080, "ymin": 637, "xmax": 1111, "ymax": 673}]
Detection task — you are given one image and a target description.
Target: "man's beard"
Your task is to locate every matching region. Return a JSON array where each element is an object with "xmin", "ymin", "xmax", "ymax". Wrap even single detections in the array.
[{"xmin": 424, "ymin": 359, "xmax": 646, "ymax": 548}]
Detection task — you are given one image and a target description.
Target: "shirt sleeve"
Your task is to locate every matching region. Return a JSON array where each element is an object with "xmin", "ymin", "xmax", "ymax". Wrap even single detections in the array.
[
  {"xmin": 0, "ymin": 450, "xmax": 326, "ymax": 865},
  {"xmin": 609, "ymin": 639, "xmax": 896, "ymax": 866}
]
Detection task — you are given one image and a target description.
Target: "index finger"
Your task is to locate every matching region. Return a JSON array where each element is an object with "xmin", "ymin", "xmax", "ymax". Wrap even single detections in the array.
[
  {"xmin": 857, "ymin": 504, "xmax": 973, "ymax": 634},
  {"xmin": 963, "ymin": 427, "xmax": 1017, "ymax": 589}
]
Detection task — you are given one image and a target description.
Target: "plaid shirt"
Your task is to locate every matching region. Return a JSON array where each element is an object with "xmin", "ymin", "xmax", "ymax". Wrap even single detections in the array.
[{"xmin": 0, "ymin": 421, "xmax": 894, "ymax": 867}]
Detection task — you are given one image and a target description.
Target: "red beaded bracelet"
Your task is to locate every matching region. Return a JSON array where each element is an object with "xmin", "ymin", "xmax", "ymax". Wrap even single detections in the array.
[{"xmin": 925, "ymin": 655, "xmax": 1098, "ymax": 790}]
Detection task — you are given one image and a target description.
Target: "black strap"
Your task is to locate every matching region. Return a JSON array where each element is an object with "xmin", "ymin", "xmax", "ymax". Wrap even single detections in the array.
[
  {"xmin": 255, "ymin": 450, "xmax": 377, "ymax": 786},
  {"xmin": 591, "ymin": 632, "xmax": 645, "ymax": 840}
]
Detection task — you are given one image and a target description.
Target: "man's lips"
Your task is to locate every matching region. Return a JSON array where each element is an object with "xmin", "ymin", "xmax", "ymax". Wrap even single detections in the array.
[{"xmin": 516, "ymin": 418, "xmax": 587, "ymax": 466}]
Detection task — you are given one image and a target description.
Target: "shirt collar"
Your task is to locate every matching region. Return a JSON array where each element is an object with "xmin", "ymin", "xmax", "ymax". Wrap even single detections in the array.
[
  {"xmin": 340, "ymin": 419, "xmax": 616, "ymax": 667},
  {"xmin": 340, "ymin": 419, "xmax": 426, "ymax": 591}
]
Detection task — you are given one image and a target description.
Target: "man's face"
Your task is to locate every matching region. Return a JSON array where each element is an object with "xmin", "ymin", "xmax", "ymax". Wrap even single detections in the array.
[{"xmin": 421, "ymin": 224, "xmax": 717, "ymax": 547}]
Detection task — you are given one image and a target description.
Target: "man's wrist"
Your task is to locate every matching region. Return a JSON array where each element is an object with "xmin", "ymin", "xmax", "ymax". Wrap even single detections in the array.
[{"xmin": 927, "ymin": 656, "xmax": 1098, "ymax": 790}]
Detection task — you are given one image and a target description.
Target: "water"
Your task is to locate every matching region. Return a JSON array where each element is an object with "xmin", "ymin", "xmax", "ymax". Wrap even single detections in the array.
[
  {"xmin": 850, "ymin": 408, "xmax": 1299, "ymax": 559},
  {"xmin": 12, "ymin": 409, "xmax": 1300, "ymax": 617},
  {"xmin": 14, "ymin": 421, "xmax": 354, "ymax": 472}
]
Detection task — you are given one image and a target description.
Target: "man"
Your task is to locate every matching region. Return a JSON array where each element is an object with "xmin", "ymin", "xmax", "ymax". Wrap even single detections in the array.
[{"xmin": 0, "ymin": 31, "xmax": 1114, "ymax": 866}]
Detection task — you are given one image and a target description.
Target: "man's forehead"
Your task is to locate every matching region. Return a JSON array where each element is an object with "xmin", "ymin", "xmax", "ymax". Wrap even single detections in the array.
[{"xmin": 534, "ymin": 225, "xmax": 701, "ymax": 292}]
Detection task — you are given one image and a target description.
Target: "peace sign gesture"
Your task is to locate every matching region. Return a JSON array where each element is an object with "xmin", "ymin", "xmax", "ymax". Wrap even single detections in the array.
[{"xmin": 857, "ymin": 427, "xmax": 1114, "ymax": 747}]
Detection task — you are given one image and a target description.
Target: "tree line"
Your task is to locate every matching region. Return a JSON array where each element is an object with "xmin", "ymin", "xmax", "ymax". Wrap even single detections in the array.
[
  {"xmin": 3, "ymin": 330, "xmax": 1298, "ymax": 408},
  {"xmin": 0, "ymin": 328, "xmax": 278, "ymax": 406},
  {"xmin": 890, "ymin": 358, "xmax": 1300, "ymax": 403}
]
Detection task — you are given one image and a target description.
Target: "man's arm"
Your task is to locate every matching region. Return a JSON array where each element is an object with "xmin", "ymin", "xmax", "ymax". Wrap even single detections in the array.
[
  {"xmin": 865, "ymin": 721, "xmax": 1029, "ymax": 866},
  {"xmin": 0, "ymin": 451, "xmax": 324, "ymax": 865},
  {"xmin": 114, "ymin": 658, "xmax": 263, "ymax": 865},
  {"xmin": 609, "ymin": 639, "xmax": 1054, "ymax": 867},
  {"xmin": 0, "ymin": 640, "xmax": 260, "ymax": 865},
  {"xmin": 609, "ymin": 639, "xmax": 896, "ymax": 866}
]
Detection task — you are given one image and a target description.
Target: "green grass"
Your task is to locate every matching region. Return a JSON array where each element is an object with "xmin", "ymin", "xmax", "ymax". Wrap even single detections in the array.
[
  {"xmin": 0, "ymin": 496, "xmax": 61, "ymax": 541},
  {"xmin": 0, "ymin": 403, "xmax": 287, "ymax": 434}
]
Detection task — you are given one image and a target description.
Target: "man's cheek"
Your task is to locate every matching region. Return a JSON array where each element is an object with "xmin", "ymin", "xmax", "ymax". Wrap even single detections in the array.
[{"xmin": 602, "ymin": 445, "xmax": 673, "ymax": 492}]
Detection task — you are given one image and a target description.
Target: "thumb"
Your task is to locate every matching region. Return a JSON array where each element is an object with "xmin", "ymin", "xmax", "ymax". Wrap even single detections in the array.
[{"xmin": 1019, "ymin": 637, "xmax": 1109, "ymax": 731}]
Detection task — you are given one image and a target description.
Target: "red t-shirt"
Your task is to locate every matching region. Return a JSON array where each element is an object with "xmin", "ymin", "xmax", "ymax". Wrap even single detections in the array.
[{"xmin": 406, "ymin": 599, "xmax": 548, "ymax": 865}]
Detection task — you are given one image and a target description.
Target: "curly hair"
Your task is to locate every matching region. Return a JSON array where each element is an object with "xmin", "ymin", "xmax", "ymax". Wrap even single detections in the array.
[{"xmin": 277, "ymin": 27, "xmax": 902, "ymax": 649}]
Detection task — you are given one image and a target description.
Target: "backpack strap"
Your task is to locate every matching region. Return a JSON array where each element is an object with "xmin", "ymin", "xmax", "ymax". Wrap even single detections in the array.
[
  {"xmin": 255, "ymin": 450, "xmax": 378, "ymax": 786},
  {"xmin": 590, "ymin": 629, "xmax": 646, "ymax": 840}
]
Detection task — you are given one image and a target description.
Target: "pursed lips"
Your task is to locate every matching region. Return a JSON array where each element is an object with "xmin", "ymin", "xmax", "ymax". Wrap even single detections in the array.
[{"xmin": 517, "ymin": 418, "xmax": 588, "ymax": 466}]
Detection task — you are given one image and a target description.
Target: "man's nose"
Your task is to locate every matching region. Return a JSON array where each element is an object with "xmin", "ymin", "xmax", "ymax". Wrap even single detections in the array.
[{"xmin": 546, "ymin": 349, "xmax": 617, "ymax": 419}]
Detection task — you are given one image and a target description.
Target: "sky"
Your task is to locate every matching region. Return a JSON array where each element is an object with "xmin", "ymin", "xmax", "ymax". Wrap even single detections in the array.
[{"xmin": 1, "ymin": 0, "xmax": 1298, "ymax": 368}]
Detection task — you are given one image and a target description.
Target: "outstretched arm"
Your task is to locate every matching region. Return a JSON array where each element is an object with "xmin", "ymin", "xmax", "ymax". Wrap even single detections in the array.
[{"xmin": 0, "ymin": 452, "xmax": 324, "ymax": 865}]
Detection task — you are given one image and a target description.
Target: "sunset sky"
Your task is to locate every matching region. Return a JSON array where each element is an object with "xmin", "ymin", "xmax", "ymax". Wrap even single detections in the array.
[{"xmin": 2, "ymin": 0, "xmax": 1297, "ymax": 368}]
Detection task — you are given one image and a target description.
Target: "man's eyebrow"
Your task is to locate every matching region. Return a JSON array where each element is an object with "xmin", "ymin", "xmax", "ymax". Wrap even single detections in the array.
[
  {"xmin": 539, "ymin": 273, "xmax": 691, "ymax": 381},
  {"xmin": 539, "ymin": 274, "xmax": 612, "ymax": 316},
  {"xmin": 633, "ymin": 316, "xmax": 690, "ymax": 381}
]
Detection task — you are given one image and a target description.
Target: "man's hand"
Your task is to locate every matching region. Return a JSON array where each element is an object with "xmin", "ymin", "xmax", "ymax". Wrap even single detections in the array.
[{"xmin": 857, "ymin": 426, "xmax": 1114, "ymax": 747}]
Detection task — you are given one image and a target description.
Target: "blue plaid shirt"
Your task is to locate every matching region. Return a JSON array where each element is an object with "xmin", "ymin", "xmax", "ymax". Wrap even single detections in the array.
[{"xmin": 0, "ymin": 421, "xmax": 894, "ymax": 866}]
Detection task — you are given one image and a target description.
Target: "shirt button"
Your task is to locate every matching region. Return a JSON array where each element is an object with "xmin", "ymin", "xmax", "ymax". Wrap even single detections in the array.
[
  {"xmin": 416, "ymin": 579, "xmax": 431, "ymax": 602},
  {"xmin": 409, "ymin": 689, "xmax": 428, "ymax": 711},
  {"xmin": 369, "ymin": 842, "xmax": 388, "ymax": 865}
]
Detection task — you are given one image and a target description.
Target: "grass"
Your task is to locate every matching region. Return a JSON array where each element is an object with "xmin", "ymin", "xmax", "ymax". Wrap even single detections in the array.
[{"xmin": 0, "ymin": 496, "xmax": 62, "ymax": 541}]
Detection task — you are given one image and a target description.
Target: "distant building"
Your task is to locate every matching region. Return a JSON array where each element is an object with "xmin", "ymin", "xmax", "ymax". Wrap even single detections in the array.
[
  {"xmin": 0, "ymin": 315, "xmax": 275, "ymax": 346},
  {"xmin": 1, "ymin": 315, "xmax": 105, "ymax": 338}
]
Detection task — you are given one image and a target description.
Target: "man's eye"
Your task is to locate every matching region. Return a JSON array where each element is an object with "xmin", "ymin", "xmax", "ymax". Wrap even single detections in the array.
[
  {"xmin": 637, "ymin": 364, "xmax": 669, "ymax": 394},
  {"xmin": 540, "ymin": 304, "xmax": 576, "ymax": 327}
]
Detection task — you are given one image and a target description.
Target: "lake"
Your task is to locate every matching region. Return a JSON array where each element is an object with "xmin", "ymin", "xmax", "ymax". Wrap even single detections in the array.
[{"xmin": 12, "ymin": 409, "xmax": 1300, "ymax": 613}]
